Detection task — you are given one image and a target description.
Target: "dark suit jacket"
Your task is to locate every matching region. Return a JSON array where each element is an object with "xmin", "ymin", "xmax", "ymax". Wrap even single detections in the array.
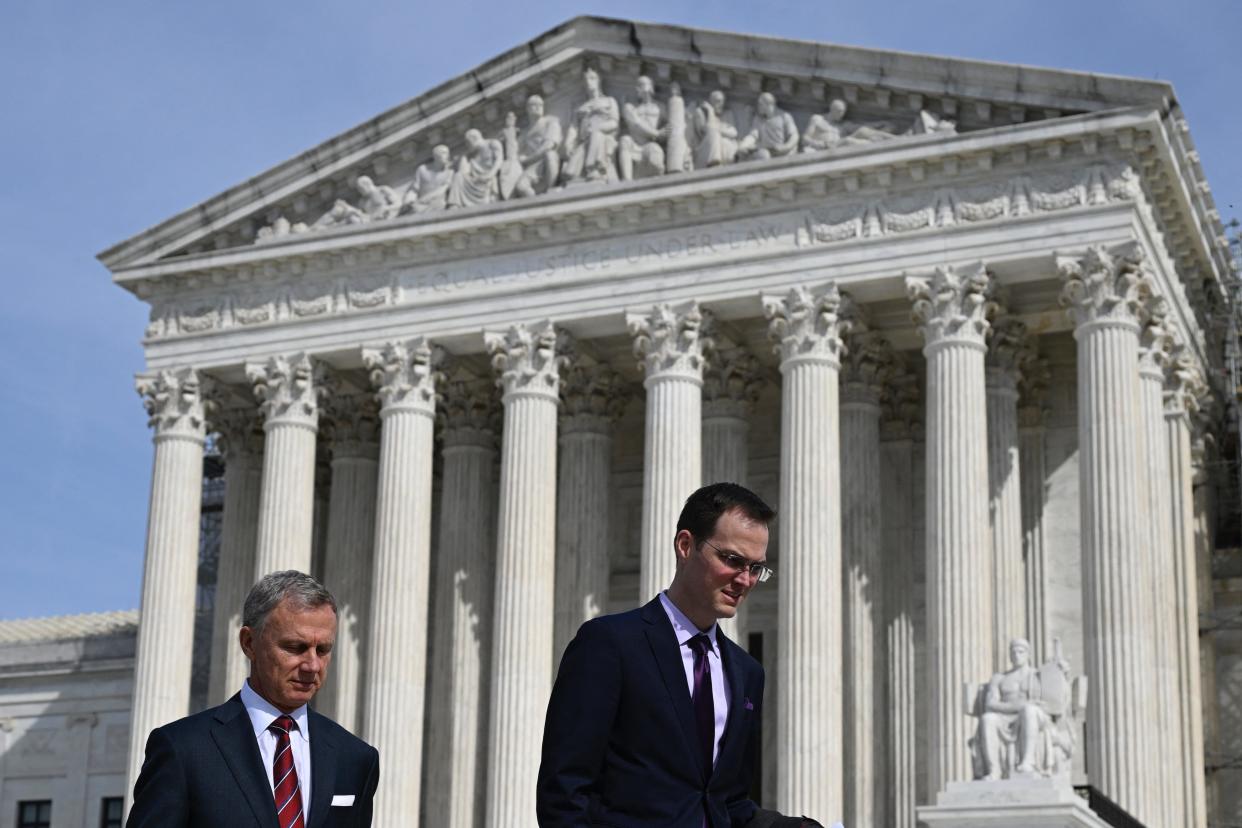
[
  {"xmin": 127, "ymin": 693, "xmax": 379, "ymax": 828},
  {"xmin": 537, "ymin": 597, "xmax": 765, "ymax": 827}
]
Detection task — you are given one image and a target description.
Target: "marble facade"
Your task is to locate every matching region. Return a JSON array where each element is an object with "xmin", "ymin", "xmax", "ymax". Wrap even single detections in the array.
[{"xmin": 98, "ymin": 17, "xmax": 1234, "ymax": 828}]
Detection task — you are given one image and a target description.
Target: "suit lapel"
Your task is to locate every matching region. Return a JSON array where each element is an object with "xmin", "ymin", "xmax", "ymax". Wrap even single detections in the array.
[
  {"xmin": 210, "ymin": 695, "xmax": 280, "ymax": 828},
  {"xmin": 306, "ymin": 710, "xmax": 339, "ymax": 828},
  {"xmin": 714, "ymin": 630, "xmax": 749, "ymax": 775},
  {"xmin": 640, "ymin": 598, "xmax": 705, "ymax": 780}
]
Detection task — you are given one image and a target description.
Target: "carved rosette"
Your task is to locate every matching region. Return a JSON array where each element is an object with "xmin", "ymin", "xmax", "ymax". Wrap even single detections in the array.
[
  {"xmin": 763, "ymin": 283, "xmax": 851, "ymax": 369},
  {"xmin": 986, "ymin": 314, "xmax": 1028, "ymax": 397},
  {"xmin": 702, "ymin": 346, "xmax": 765, "ymax": 419},
  {"xmin": 841, "ymin": 324, "xmax": 892, "ymax": 407},
  {"xmin": 484, "ymin": 321, "xmax": 568, "ymax": 402},
  {"xmin": 880, "ymin": 364, "xmax": 921, "ymax": 442},
  {"xmin": 1138, "ymin": 294, "xmax": 1174, "ymax": 382},
  {"xmin": 247, "ymin": 354, "xmax": 329, "ymax": 430},
  {"xmin": 560, "ymin": 362, "xmax": 629, "ymax": 435},
  {"xmin": 321, "ymin": 393, "xmax": 381, "ymax": 459},
  {"xmin": 438, "ymin": 369, "xmax": 501, "ymax": 449},
  {"xmin": 1057, "ymin": 242, "xmax": 1152, "ymax": 333},
  {"xmin": 136, "ymin": 367, "xmax": 213, "ymax": 442},
  {"xmin": 362, "ymin": 338, "xmax": 445, "ymax": 417},
  {"xmin": 626, "ymin": 301, "xmax": 714, "ymax": 385},
  {"xmin": 906, "ymin": 262, "xmax": 994, "ymax": 352},
  {"xmin": 211, "ymin": 406, "xmax": 265, "ymax": 460}
]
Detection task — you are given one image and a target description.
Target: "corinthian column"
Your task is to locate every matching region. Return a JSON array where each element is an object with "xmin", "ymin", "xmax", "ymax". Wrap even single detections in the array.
[
  {"xmin": 425, "ymin": 369, "xmax": 500, "ymax": 828},
  {"xmin": 1056, "ymin": 242, "xmax": 1154, "ymax": 818},
  {"xmin": 986, "ymin": 312, "xmax": 1027, "ymax": 665},
  {"xmin": 840, "ymin": 321, "xmax": 889, "ymax": 828},
  {"xmin": 906, "ymin": 263, "xmax": 995, "ymax": 794},
  {"xmin": 881, "ymin": 367, "xmax": 920, "ymax": 828},
  {"xmin": 126, "ymin": 368, "xmax": 211, "ymax": 808},
  {"xmin": 763, "ymin": 284, "xmax": 847, "ymax": 821},
  {"xmin": 315, "ymin": 393, "xmax": 380, "ymax": 733},
  {"xmin": 1166, "ymin": 341, "xmax": 1209, "ymax": 828},
  {"xmin": 555, "ymin": 359, "xmax": 626, "ymax": 660},
  {"xmin": 484, "ymin": 322, "xmax": 565, "ymax": 828},
  {"xmin": 702, "ymin": 343, "xmax": 764, "ymax": 644},
  {"xmin": 246, "ymin": 354, "xmax": 328, "ymax": 576},
  {"xmin": 627, "ymin": 302, "xmax": 712, "ymax": 602},
  {"xmin": 207, "ymin": 407, "xmax": 264, "ymax": 706},
  {"xmin": 361, "ymin": 339, "xmax": 442, "ymax": 825},
  {"xmin": 1017, "ymin": 354, "xmax": 1051, "ymax": 662}
]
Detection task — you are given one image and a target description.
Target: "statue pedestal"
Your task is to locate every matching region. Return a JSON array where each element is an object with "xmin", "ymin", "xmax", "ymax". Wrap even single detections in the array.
[{"xmin": 918, "ymin": 779, "xmax": 1112, "ymax": 828}]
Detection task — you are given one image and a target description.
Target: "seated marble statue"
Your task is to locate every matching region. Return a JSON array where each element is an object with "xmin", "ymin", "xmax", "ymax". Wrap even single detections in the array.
[
  {"xmin": 510, "ymin": 95, "xmax": 562, "ymax": 198},
  {"xmin": 402, "ymin": 144, "xmax": 454, "ymax": 214},
  {"xmin": 312, "ymin": 198, "xmax": 367, "ymax": 230},
  {"xmin": 802, "ymin": 99, "xmax": 898, "ymax": 152},
  {"xmin": 738, "ymin": 92, "xmax": 799, "ymax": 160},
  {"xmin": 447, "ymin": 129, "xmax": 504, "ymax": 208},
  {"xmin": 972, "ymin": 637, "xmax": 1078, "ymax": 781},
  {"xmin": 689, "ymin": 90, "xmax": 740, "ymax": 169},
  {"xmin": 354, "ymin": 175, "xmax": 400, "ymax": 220},
  {"xmin": 909, "ymin": 109, "xmax": 958, "ymax": 136},
  {"xmin": 618, "ymin": 75, "xmax": 668, "ymax": 181},
  {"xmin": 562, "ymin": 67, "xmax": 620, "ymax": 184}
]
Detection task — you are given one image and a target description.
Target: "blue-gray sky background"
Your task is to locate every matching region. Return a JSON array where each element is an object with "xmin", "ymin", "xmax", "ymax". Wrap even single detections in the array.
[{"xmin": 1, "ymin": 0, "xmax": 1238, "ymax": 618}]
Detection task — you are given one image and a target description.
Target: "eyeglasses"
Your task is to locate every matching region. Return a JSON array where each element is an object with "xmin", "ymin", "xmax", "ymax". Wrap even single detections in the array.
[{"xmin": 701, "ymin": 539, "xmax": 774, "ymax": 583}]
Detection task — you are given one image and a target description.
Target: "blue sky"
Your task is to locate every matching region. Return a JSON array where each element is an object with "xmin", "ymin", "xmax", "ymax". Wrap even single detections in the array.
[{"xmin": 1, "ymin": 0, "xmax": 1238, "ymax": 619}]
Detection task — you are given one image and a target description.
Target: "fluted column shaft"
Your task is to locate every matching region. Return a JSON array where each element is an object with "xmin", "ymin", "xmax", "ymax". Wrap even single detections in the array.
[
  {"xmin": 425, "ymin": 379, "xmax": 498, "ymax": 828},
  {"xmin": 248, "ymin": 354, "xmax": 327, "ymax": 576},
  {"xmin": 841, "ymin": 382, "xmax": 882, "ymax": 828},
  {"xmin": 1018, "ymin": 411, "xmax": 1049, "ymax": 661},
  {"xmin": 126, "ymin": 369, "xmax": 209, "ymax": 810},
  {"xmin": 1058, "ymin": 243, "xmax": 1153, "ymax": 818},
  {"xmin": 207, "ymin": 410, "xmax": 263, "ymax": 705},
  {"xmin": 316, "ymin": 395, "xmax": 379, "ymax": 733},
  {"xmin": 1167, "ymin": 359, "xmax": 1208, "ymax": 827},
  {"xmin": 986, "ymin": 367, "xmax": 1024, "ymax": 664},
  {"xmin": 362, "ymin": 340, "xmax": 441, "ymax": 826},
  {"xmin": 484, "ymin": 323, "xmax": 563, "ymax": 828},
  {"xmin": 908, "ymin": 265, "xmax": 995, "ymax": 794},
  {"xmin": 628, "ymin": 303, "xmax": 710, "ymax": 602},
  {"xmin": 764, "ymin": 285, "xmax": 847, "ymax": 821}
]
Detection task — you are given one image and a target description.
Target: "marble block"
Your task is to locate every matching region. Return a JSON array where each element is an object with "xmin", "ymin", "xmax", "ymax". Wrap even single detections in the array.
[{"xmin": 918, "ymin": 779, "xmax": 1111, "ymax": 828}]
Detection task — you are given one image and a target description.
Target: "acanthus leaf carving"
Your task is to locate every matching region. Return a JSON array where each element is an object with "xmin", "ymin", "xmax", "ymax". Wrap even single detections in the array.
[
  {"xmin": 136, "ymin": 366, "xmax": 214, "ymax": 440},
  {"xmin": 906, "ymin": 262, "xmax": 994, "ymax": 348},
  {"xmin": 484, "ymin": 321, "xmax": 568, "ymax": 400},
  {"xmin": 763, "ymin": 282, "xmax": 852, "ymax": 367},
  {"xmin": 438, "ymin": 367, "xmax": 502, "ymax": 446},
  {"xmin": 362, "ymin": 337, "xmax": 445, "ymax": 415},
  {"xmin": 1057, "ymin": 241, "xmax": 1152, "ymax": 330},
  {"xmin": 246, "ymin": 353, "xmax": 330, "ymax": 428},
  {"xmin": 702, "ymin": 345, "xmax": 765, "ymax": 418},
  {"xmin": 560, "ymin": 361, "xmax": 630, "ymax": 433},
  {"xmin": 626, "ymin": 301, "xmax": 714, "ymax": 382}
]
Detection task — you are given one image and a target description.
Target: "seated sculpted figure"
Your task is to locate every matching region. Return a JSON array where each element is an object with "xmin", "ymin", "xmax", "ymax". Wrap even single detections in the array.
[
  {"xmin": 511, "ymin": 94, "xmax": 563, "ymax": 198},
  {"xmin": 562, "ymin": 67, "xmax": 619, "ymax": 184},
  {"xmin": 690, "ymin": 90, "xmax": 740, "ymax": 169},
  {"xmin": 802, "ymin": 99, "xmax": 898, "ymax": 152},
  {"xmin": 402, "ymin": 144, "xmax": 454, "ymax": 214},
  {"xmin": 738, "ymin": 92, "xmax": 799, "ymax": 160},
  {"xmin": 447, "ymin": 129, "xmax": 504, "ymax": 208},
  {"xmin": 618, "ymin": 75, "xmax": 668, "ymax": 181},
  {"xmin": 354, "ymin": 175, "xmax": 400, "ymax": 220},
  {"xmin": 973, "ymin": 637, "xmax": 1078, "ymax": 780}
]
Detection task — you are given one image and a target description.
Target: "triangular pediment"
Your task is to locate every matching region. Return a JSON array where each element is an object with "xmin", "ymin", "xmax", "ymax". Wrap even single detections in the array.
[{"xmin": 99, "ymin": 16, "xmax": 1181, "ymax": 274}]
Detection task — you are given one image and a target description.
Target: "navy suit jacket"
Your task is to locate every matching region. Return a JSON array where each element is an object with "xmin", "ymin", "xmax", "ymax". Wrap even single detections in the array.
[
  {"xmin": 126, "ymin": 694, "xmax": 379, "ymax": 828},
  {"xmin": 537, "ymin": 597, "xmax": 764, "ymax": 827}
]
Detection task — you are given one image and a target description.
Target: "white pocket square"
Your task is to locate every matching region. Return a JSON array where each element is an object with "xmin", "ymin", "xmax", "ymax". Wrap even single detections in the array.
[{"xmin": 331, "ymin": 795, "xmax": 355, "ymax": 807}]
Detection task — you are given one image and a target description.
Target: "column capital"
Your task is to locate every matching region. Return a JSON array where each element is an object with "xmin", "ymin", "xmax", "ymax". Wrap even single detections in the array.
[
  {"xmin": 880, "ymin": 365, "xmax": 921, "ymax": 442},
  {"xmin": 1139, "ymin": 294, "xmax": 1174, "ymax": 382},
  {"xmin": 906, "ymin": 262, "xmax": 993, "ymax": 352},
  {"xmin": 136, "ymin": 367, "xmax": 212, "ymax": 443},
  {"xmin": 626, "ymin": 301, "xmax": 713, "ymax": 385},
  {"xmin": 439, "ymin": 368, "xmax": 501, "ymax": 449},
  {"xmin": 560, "ymin": 361, "xmax": 628, "ymax": 435},
  {"xmin": 211, "ymin": 406, "xmax": 265, "ymax": 460},
  {"xmin": 703, "ymin": 345, "xmax": 764, "ymax": 419},
  {"xmin": 247, "ymin": 353, "xmax": 330, "ymax": 430},
  {"xmin": 363, "ymin": 338, "xmax": 445, "ymax": 417},
  {"xmin": 1164, "ymin": 340, "xmax": 1208, "ymax": 422},
  {"xmin": 322, "ymin": 392, "xmax": 381, "ymax": 459},
  {"xmin": 485, "ymin": 321, "xmax": 568, "ymax": 402},
  {"xmin": 1017, "ymin": 350, "xmax": 1051, "ymax": 429},
  {"xmin": 987, "ymin": 308, "xmax": 1028, "ymax": 376},
  {"xmin": 763, "ymin": 283, "xmax": 852, "ymax": 369},
  {"xmin": 1057, "ymin": 241, "xmax": 1152, "ymax": 334},
  {"xmin": 842, "ymin": 324, "xmax": 892, "ymax": 407}
]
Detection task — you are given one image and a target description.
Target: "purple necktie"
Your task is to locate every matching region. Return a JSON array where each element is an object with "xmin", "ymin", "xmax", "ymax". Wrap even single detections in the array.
[{"xmin": 689, "ymin": 633, "xmax": 715, "ymax": 775}]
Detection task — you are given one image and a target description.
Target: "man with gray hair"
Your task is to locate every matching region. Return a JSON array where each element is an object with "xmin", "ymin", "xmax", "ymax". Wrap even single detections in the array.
[{"xmin": 127, "ymin": 570, "xmax": 380, "ymax": 827}]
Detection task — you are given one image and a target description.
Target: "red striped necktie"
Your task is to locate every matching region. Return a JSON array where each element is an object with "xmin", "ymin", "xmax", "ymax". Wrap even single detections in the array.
[{"xmin": 269, "ymin": 716, "xmax": 306, "ymax": 828}]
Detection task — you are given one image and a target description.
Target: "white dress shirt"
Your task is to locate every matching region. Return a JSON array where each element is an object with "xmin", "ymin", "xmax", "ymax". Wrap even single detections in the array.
[
  {"xmin": 659, "ymin": 591, "xmax": 730, "ymax": 767},
  {"xmin": 241, "ymin": 680, "xmax": 312, "ymax": 822}
]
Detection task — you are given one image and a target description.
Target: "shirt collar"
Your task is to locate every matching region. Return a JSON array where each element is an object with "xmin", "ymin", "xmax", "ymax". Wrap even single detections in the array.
[
  {"xmin": 241, "ymin": 680, "xmax": 310, "ymax": 742},
  {"xmin": 659, "ymin": 591, "xmax": 718, "ymax": 650}
]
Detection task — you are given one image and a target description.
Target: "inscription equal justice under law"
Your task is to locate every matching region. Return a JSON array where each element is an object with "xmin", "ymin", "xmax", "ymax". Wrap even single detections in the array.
[{"xmin": 408, "ymin": 218, "xmax": 791, "ymax": 296}]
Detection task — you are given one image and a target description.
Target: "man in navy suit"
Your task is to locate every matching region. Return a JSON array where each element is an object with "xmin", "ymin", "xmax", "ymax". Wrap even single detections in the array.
[
  {"xmin": 127, "ymin": 571, "xmax": 379, "ymax": 827},
  {"xmin": 538, "ymin": 483, "xmax": 818, "ymax": 827}
]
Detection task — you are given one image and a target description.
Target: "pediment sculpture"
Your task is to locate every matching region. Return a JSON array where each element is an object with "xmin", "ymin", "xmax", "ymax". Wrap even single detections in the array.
[
  {"xmin": 966, "ymin": 637, "xmax": 1086, "ymax": 782},
  {"xmin": 256, "ymin": 68, "xmax": 963, "ymax": 242}
]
